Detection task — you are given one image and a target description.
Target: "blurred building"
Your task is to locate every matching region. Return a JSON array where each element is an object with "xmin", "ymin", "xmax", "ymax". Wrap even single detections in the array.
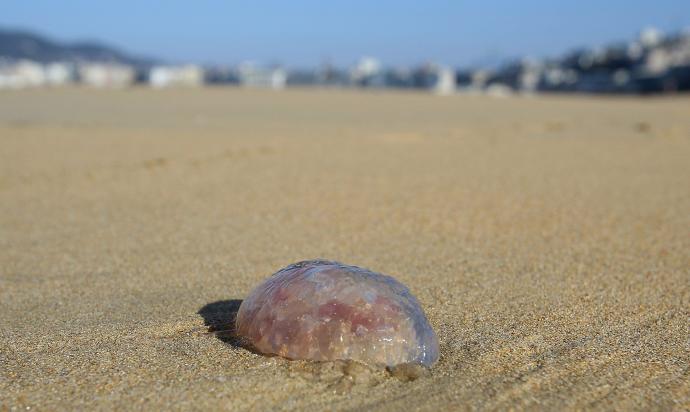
[
  {"xmin": 453, "ymin": 27, "xmax": 690, "ymax": 95},
  {"xmin": 45, "ymin": 62, "xmax": 76, "ymax": 86},
  {"xmin": 469, "ymin": 69, "xmax": 491, "ymax": 90},
  {"xmin": 2, "ymin": 26, "xmax": 688, "ymax": 95},
  {"xmin": 238, "ymin": 63, "xmax": 286, "ymax": 89},
  {"xmin": 285, "ymin": 64, "xmax": 352, "ymax": 87},
  {"xmin": 149, "ymin": 65, "xmax": 204, "ymax": 88},
  {"xmin": 431, "ymin": 66, "xmax": 456, "ymax": 95},
  {"xmin": 383, "ymin": 68, "xmax": 414, "ymax": 88},
  {"xmin": 351, "ymin": 57, "xmax": 382, "ymax": 86},
  {"xmin": 78, "ymin": 63, "xmax": 135, "ymax": 88},
  {"xmin": 285, "ymin": 69, "xmax": 318, "ymax": 86},
  {"xmin": 316, "ymin": 63, "xmax": 351, "ymax": 86},
  {"xmin": 19, "ymin": 60, "xmax": 47, "ymax": 87},
  {"xmin": 204, "ymin": 66, "xmax": 240, "ymax": 85}
]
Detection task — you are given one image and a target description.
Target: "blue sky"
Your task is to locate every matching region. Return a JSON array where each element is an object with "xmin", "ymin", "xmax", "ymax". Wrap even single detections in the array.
[{"xmin": 1, "ymin": 0, "xmax": 688, "ymax": 67}]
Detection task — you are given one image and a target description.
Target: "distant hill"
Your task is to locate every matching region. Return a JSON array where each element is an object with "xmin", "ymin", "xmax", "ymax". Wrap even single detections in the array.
[{"xmin": 0, "ymin": 27, "xmax": 157, "ymax": 67}]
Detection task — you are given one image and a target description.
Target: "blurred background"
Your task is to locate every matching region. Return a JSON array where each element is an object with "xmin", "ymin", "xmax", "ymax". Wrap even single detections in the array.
[{"xmin": 1, "ymin": 0, "xmax": 689, "ymax": 94}]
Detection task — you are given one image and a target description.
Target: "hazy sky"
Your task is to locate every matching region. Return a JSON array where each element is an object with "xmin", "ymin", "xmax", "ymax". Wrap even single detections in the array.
[{"xmin": 1, "ymin": 0, "xmax": 688, "ymax": 67}]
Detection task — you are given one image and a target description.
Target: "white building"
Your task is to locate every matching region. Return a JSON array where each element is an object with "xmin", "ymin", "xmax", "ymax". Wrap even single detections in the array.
[
  {"xmin": 645, "ymin": 49, "xmax": 672, "ymax": 74},
  {"xmin": 45, "ymin": 63, "xmax": 75, "ymax": 86},
  {"xmin": 0, "ymin": 60, "xmax": 46, "ymax": 89},
  {"xmin": 149, "ymin": 65, "xmax": 204, "ymax": 88},
  {"xmin": 640, "ymin": 27, "xmax": 663, "ymax": 48},
  {"xmin": 78, "ymin": 63, "xmax": 135, "ymax": 88},
  {"xmin": 643, "ymin": 34, "xmax": 690, "ymax": 75},
  {"xmin": 17, "ymin": 60, "xmax": 47, "ymax": 87},
  {"xmin": 237, "ymin": 63, "xmax": 286, "ymax": 89},
  {"xmin": 0, "ymin": 60, "xmax": 47, "ymax": 89},
  {"xmin": 432, "ymin": 65, "xmax": 456, "ymax": 95},
  {"xmin": 351, "ymin": 57, "xmax": 381, "ymax": 84},
  {"xmin": 518, "ymin": 60, "xmax": 543, "ymax": 93}
]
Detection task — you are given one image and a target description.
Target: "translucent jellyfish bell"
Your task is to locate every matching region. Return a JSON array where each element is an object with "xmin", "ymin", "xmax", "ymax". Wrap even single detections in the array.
[{"xmin": 236, "ymin": 260, "xmax": 439, "ymax": 367}]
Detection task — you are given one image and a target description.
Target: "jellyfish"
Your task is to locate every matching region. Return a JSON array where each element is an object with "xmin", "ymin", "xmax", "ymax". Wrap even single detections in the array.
[{"xmin": 236, "ymin": 260, "xmax": 439, "ymax": 367}]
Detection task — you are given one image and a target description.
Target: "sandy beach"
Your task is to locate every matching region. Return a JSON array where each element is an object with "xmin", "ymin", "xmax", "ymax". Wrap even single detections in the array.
[{"xmin": 1, "ymin": 88, "xmax": 688, "ymax": 411}]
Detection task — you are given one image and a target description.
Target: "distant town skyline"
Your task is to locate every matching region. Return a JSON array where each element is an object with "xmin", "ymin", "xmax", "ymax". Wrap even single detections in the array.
[{"xmin": 1, "ymin": 0, "xmax": 689, "ymax": 67}]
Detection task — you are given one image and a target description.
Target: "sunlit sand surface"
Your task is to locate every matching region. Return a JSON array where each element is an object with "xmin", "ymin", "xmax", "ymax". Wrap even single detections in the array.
[{"xmin": 1, "ymin": 88, "xmax": 688, "ymax": 410}]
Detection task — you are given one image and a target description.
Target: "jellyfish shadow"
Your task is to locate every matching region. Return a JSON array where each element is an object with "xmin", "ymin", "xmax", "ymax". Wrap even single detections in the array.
[{"xmin": 197, "ymin": 299, "xmax": 246, "ymax": 349}]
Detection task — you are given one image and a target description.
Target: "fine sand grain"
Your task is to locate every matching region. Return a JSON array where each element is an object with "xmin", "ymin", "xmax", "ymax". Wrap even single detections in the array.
[{"xmin": 1, "ymin": 88, "xmax": 688, "ymax": 411}]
